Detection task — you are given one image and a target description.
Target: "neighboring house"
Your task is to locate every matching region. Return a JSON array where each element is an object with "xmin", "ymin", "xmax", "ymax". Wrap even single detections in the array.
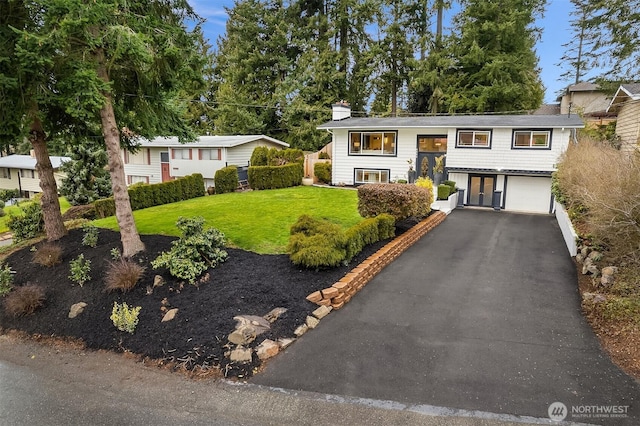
[
  {"xmin": 606, "ymin": 83, "xmax": 640, "ymax": 151},
  {"xmin": 0, "ymin": 154, "xmax": 69, "ymax": 199},
  {"xmin": 557, "ymin": 82, "xmax": 616, "ymax": 128},
  {"xmin": 318, "ymin": 102, "xmax": 584, "ymax": 214},
  {"xmin": 122, "ymin": 135, "xmax": 289, "ymax": 189}
]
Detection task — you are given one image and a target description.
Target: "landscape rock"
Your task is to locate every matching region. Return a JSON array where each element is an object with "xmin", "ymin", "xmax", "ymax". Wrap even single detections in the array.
[
  {"xmin": 277, "ymin": 338, "xmax": 295, "ymax": 349},
  {"xmin": 256, "ymin": 339, "xmax": 279, "ymax": 360},
  {"xmin": 229, "ymin": 347, "xmax": 253, "ymax": 364},
  {"xmin": 602, "ymin": 266, "xmax": 618, "ymax": 276},
  {"xmin": 68, "ymin": 302, "xmax": 87, "ymax": 319},
  {"xmin": 153, "ymin": 275, "xmax": 165, "ymax": 288},
  {"xmin": 580, "ymin": 246, "xmax": 590, "ymax": 257},
  {"xmin": 294, "ymin": 324, "xmax": 308, "ymax": 337},
  {"xmin": 306, "ymin": 315, "xmax": 320, "ymax": 329},
  {"xmin": 582, "ymin": 292, "xmax": 595, "ymax": 301},
  {"xmin": 312, "ymin": 305, "xmax": 332, "ymax": 320},
  {"xmin": 587, "ymin": 250, "xmax": 602, "ymax": 261},
  {"xmin": 593, "ymin": 294, "xmax": 607, "ymax": 304},
  {"xmin": 582, "ymin": 261, "xmax": 599, "ymax": 276},
  {"xmin": 228, "ymin": 327, "xmax": 257, "ymax": 345},
  {"xmin": 162, "ymin": 308, "xmax": 178, "ymax": 322},
  {"xmin": 600, "ymin": 266, "xmax": 618, "ymax": 287},
  {"xmin": 263, "ymin": 307, "xmax": 287, "ymax": 323},
  {"xmin": 233, "ymin": 315, "xmax": 271, "ymax": 334},
  {"xmin": 575, "ymin": 253, "xmax": 584, "ymax": 263}
]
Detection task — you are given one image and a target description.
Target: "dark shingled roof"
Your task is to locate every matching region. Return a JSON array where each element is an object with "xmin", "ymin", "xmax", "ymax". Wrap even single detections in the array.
[{"xmin": 318, "ymin": 114, "xmax": 584, "ymax": 130}]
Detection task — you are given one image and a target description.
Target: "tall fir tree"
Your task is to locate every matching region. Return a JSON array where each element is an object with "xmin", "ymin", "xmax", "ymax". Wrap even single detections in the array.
[
  {"xmin": 59, "ymin": 145, "xmax": 112, "ymax": 206},
  {"xmin": 558, "ymin": 0, "xmax": 598, "ymax": 85}
]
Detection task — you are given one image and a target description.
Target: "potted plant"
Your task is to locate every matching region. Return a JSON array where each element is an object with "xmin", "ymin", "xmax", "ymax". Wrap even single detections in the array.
[
  {"xmin": 434, "ymin": 155, "xmax": 445, "ymax": 185},
  {"xmin": 407, "ymin": 159, "xmax": 416, "ymax": 184},
  {"xmin": 302, "ymin": 175, "xmax": 314, "ymax": 186}
]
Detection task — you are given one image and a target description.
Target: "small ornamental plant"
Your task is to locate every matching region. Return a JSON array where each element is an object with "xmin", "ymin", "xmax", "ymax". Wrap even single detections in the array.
[
  {"xmin": 110, "ymin": 247, "xmax": 122, "ymax": 260},
  {"xmin": 110, "ymin": 302, "xmax": 141, "ymax": 334},
  {"xmin": 0, "ymin": 263, "xmax": 14, "ymax": 297},
  {"xmin": 69, "ymin": 254, "xmax": 91, "ymax": 287},
  {"xmin": 82, "ymin": 223, "xmax": 99, "ymax": 248}
]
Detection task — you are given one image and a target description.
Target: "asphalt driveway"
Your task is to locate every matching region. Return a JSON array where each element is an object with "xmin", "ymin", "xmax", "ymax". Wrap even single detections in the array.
[{"xmin": 253, "ymin": 209, "xmax": 640, "ymax": 424}]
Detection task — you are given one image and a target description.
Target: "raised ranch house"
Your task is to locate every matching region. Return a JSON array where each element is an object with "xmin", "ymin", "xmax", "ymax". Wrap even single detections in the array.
[
  {"xmin": 319, "ymin": 103, "xmax": 584, "ymax": 214},
  {"xmin": 122, "ymin": 135, "xmax": 289, "ymax": 189},
  {"xmin": 0, "ymin": 154, "xmax": 69, "ymax": 199},
  {"xmin": 606, "ymin": 83, "xmax": 640, "ymax": 151}
]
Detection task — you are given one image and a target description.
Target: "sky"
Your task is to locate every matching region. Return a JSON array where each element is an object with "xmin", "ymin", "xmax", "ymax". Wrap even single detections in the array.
[{"xmin": 190, "ymin": 0, "xmax": 600, "ymax": 105}]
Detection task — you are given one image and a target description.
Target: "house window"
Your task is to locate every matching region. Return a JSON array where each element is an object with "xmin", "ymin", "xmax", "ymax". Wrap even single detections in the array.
[
  {"xmin": 172, "ymin": 148, "xmax": 192, "ymax": 160},
  {"xmin": 0, "ymin": 168, "xmax": 10, "ymax": 179},
  {"xmin": 456, "ymin": 130, "xmax": 491, "ymax": 148},
  {"xmin": 512, "ymin": 130, "xmax": 551, "ymax": 148},
  {"xmin": 124, "ymin": 149, "xmax": 151, "ymax": 165},
  {"xmin": 127, "ymin": 175, "xmax": 149, "ymax": 185},
  {"xmin": 349, "ymin": 132, "xmax": 396, "ymax": 155},
  {"xmin": 199, "ymin": 149, "xmax": 221, "ymax": 160},
  {"xmin": 20, "ymin": 169, "xmax": 36, "ymax": 179},
  {"xmin": 355, "ymin": 168, "xmax": 390, "ymax": 184}
]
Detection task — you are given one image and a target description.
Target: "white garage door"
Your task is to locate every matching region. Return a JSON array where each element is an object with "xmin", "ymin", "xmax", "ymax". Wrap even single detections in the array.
[{"xmin": 504, "ymin": 176, "xmax": 552, "ymax": 213}]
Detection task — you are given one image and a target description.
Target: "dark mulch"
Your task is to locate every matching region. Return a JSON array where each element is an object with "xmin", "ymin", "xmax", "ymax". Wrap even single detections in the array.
[{"xmin": 0, "ymin": 220, "xmax": 417, "ymax": 378}]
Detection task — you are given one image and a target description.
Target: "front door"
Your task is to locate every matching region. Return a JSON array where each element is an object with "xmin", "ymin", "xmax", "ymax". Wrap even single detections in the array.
[
  {"xmin": 160, "ymin": 152, "xmax": 171, "ymax": 182},
  {"xmin": 468, "ymin": 175, "xmax": 496, "ymax": 207},
  {"xmin": 417, "ymin": 135, "xmax": 447, "ymax": 181}
]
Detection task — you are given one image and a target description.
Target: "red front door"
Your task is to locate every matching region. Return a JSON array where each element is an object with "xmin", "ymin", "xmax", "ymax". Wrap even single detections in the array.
[{"xmin": 161, "ymin": 163, "xmax": 171, "ymax": 182}]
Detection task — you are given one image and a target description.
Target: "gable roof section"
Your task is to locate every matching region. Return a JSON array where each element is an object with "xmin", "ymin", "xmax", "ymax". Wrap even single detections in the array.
[
  {"xmin": 318, "ymin": 114, "xmax": 584, "ymax": 130},
  {"xmin": 607, "ymin": 84, "xmax": 640, "ymax": 113},
  {"xmin": 0, "ymin": 155, "xmax": 69, "ymax": 170},
  {"xmin": 136, "ymin": 135, "xmax": 289, "ymax": 148}
]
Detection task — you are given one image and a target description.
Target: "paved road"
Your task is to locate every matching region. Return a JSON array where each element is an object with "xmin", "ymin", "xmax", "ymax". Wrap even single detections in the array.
[
  {"xmin": 253, "ymin": 209, "xmax": 640, "ymax": 425},
  {"xmin": 0, "ymin": 334, "xmax": 541, "ymax": 426}
]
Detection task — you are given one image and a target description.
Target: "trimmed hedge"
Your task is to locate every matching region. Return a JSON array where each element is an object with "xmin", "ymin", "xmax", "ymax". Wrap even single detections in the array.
[
  {"xmin": 248, "ymin": 163, "xmax": 303, "ymax": 190},
  {"xmin": 94, "ymin": 174, "xmax": 205, "ymax": 219},
  {"xmin": 250, "ymin": 146, "xmax": 269, "ymax": 166},
  {"xmin": 314, "ymin": 162, "xmax": 332, "ymax": 184},
  {"xmin": 267, "ymin": 148, "xmax": 304, "ymax": 165},
  {"xmin": 287, "ymin": 213, "xmax": 396, "ymax": 269},
  {"xmin": 214, "ymin": 166, "xmax": 239, "ymax": 194},
  {"xmin": 358, "ymin": 183, "xmax": 432, "ymax": 220},
  {"xmin": 443, "ymin": 179, "xmax": 457, "ymax": 195},
  {"xmin": 437, "ymin": 184, "xmax": 451, "ymax": 200}
]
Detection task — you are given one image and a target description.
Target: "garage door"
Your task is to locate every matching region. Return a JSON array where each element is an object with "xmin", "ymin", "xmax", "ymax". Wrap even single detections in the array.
[{"xmin": 504, "ymin": 176, "xmax": 552, "ymax": 213}]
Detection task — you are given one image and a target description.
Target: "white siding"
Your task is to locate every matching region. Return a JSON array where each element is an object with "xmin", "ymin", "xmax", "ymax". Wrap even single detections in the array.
[
  {"xmin": 123, "ymin": 148, "xmax": 163, "ymax": 184},
  {"xmin": 446, "ymin": 128, "xmax": 569, "ymax": 172},
  {"xmin": 169, "ymin": 148, "xmax": 224, "ymax": 179},
  {"xmin": 504, "ymin": 176, "xmax": 552, "ymax": 213},
  {"xmin": 616, "ymin": 100, "xmax": 640, "ymax": 152},
  {"xmin": 0, "ymin": 174, "xmax": 19, "ymax": 192}
]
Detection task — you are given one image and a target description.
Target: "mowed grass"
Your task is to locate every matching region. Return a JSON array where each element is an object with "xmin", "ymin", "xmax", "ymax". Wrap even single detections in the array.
[
  {"xmin": 93, "ymin": 186, "xmax": 361, "ymax": 254},
  {"xmin": 0, "ymin": 197, "xmax": 71, "ymax": 234}
]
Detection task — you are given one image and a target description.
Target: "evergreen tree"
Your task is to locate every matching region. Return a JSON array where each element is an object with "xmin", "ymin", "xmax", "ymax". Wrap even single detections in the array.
[
  {"xmin": 10, "ymin": 0, "xmax": 209, "ymax": 256},
  {"xmin": 60, "ymin": 145, "xmax": 112, "ymax": 206},
  {"xmin": 558, "ymin": 0, "xmax": 598, "ymax": 85},
  {"xmin": 445, "ymin": 0, "xmax": 545, "ymax": 113}
]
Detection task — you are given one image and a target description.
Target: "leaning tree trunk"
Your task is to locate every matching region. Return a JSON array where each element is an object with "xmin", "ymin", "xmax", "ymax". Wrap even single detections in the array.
[
  {"xmin": 96, "ymin": 54, "xmax": 145, "ymax": 257},
  {"xmin": 28, "ymin": 112, "xmax": 67, "ymax": 241}
]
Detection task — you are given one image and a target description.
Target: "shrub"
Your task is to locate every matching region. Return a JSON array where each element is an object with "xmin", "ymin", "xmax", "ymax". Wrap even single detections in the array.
[
  {"xmin": 3, "ymin": 284, "xmax": 45, "ymax": 316},
  {"xmin": 104, "ymin": 259, "xmax": 145, "ymax": 293},
  {"xmin": 69, "ymin": 254, "xmax": 91, "ymax": 287},
  {"xmin": 250, "ymin": 146, "xmax": 270, "ymax": 166},
  {"xmin": 288, "ymin": 216, "xmax": 347, "ymax": 269},
  {"xmin": 443, "ymin": 180, "xmax": 457, "ymax": 194},
  {"xmin": 248, "ymin": 163, "xmax": 304, "ymax": 190},
  {"xmin": 376, "ymin": 213, "xmax": 396, "ymax": 240},
  {"xmin": 0, "ymin": 189, "xmax": 19, "ymax": 202},
  {"xmin": 94, "ymin": 198, "xmax": 116, "ymax": 219},
  {"xmin": 358, "ymin": 183, "xmax": 432, "ymax": 220},
  {"xmin": 151, "ymin": 216, "xmax": 228, "ymax": 284},
  {"xmin": 110, "ymin": 247, "xmax": 122, "ymax": 260},
  {"xmin": 415, "ymin": 176, "xmax": 434, "ymax": 193},
  {"xmin": 110, "ymin": 302, "xmax": 141, "ymax": 334},
  {"xmin": 0, "ymin": 209, "xmax": 5, "ymax": 218},
  {"xmin": 267, "ymin": 147, "xmax": 304, "ymax": 165},
  {"xmin": 318, "ymin": 151, "xmax": 331, "ymax": 159},
  {"xmin": 82, "ymin": 223, "xmax": 99, "ymax": 247},
  {"xmin": 437, "ymin": 184, "xmax": 451, "ymax": 200},
  {"xmin": 214, "ymin": 166, "xmax": 239, "ymax": 194},
  {"xmin": 59, "ymin": 145, "xmax": 112, "ymax": 206},
  {"xmin": 7, "ymin": 202, "xmax": 44, "ymax": 242},
  {"xmin": 314, "ymin": 162, "xmax": 332, "ymax": 184},
  {"xmin": 32, "ymin": 243, "xmax": 63, "ymax": 267},
  {"xmin": 0, "ymin": 263, "xmax": 14, "ymax": 297},
  {"xmin": 61, "ymin": 204, "xmax": 97, "ymax": 221}
]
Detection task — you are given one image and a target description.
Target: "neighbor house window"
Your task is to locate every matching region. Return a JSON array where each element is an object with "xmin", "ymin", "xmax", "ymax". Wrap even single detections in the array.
[
  {"xmin": 172, "ymin": 148, "xmax": 192, "ymax": 160},
  {"xmin": 124, "ymin": 149, "xmax": 151, "ymax": 165},
  {"xmin": 349, "ymin": 132, "xmax": 397, "ymax": 155},
  {"xmin": 0, "ymin": 168, "xmax": 10, "ymax": 179},
  {"xmin": 20, "ymin": 169, "xmax": 36, "ymax": 179},
  {"xmin": 354, "ymin": 168, "xmax": 390, "ymax": 184},
  {"xmin": 512, "ymin": 130, "xmax": 551, "ymax": 148},
  {"xmin": 199, "ymin": 148, "xmax": 221, "ymax": 160},
  {"xmin": 127, "ymin": 175, "xmax": 149, "ymax": 185},
  {"xmin": 456, "ymin": 130, "xmax": 491, "ymax": 148}
]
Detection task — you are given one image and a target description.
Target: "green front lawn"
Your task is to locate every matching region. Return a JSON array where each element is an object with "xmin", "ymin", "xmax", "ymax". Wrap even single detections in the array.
[
  {"xmin": 0, "ymin": 197, "xmax": 71, "ymax": 234},
  {"xmin": 93, "ymin": 186, "xmax": 361, "ymax": 254}
]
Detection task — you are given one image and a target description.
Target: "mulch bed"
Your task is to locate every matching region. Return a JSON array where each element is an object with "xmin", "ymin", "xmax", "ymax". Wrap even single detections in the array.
[{"xmin": 0, "ymin": 219, "xmax": 418, "ymax": 378}]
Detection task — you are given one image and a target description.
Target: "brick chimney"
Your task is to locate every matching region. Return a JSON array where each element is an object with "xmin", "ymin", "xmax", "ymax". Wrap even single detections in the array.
[{"xmin": 332, "ymin": 101, "xmax": 351, "ymax": 121}]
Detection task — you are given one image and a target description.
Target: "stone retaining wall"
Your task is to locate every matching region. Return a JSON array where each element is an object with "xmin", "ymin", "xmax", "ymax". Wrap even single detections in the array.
[{"xmin": 306, "ymin": 211, "xmax": 447, "ymax": 309}]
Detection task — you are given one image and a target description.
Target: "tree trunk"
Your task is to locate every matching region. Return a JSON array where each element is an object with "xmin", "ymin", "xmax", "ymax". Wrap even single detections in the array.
[
  {"xmin": 96, "ymin": 52, "xmax": 145, "ymax": 257},
  {"xmin": 28, "ymin": 113, "xmax": 67, "ymax": 241}
]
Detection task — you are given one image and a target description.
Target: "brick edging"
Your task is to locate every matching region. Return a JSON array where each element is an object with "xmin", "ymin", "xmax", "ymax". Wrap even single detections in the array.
[{"xmin": 306, "ymin": 211, "xmax": 447, "ymax": 309}]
